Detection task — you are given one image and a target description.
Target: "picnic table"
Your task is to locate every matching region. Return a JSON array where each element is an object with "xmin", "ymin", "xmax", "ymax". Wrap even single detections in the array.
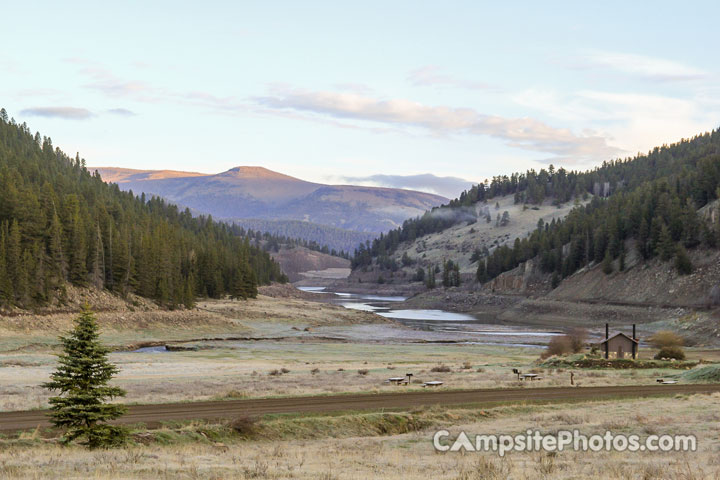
[
  {"xmin": 388, "ymin": 377, "xmax": 407, "ymax": 384},
  {"xmin": 422, "ymin": 381, "xmax": 443, "ymax": 387},
  {"xmin": 520, "ymin": 373, "xmax": 541, "ymax": 381}
]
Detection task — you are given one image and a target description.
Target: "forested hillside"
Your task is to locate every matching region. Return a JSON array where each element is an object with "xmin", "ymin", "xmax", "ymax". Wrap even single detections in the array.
[
  {"xmin": 231, "ymin": 218, "xmax": 372, "ymax": 256},
  {"xmin": 0, "ymin": 109, "xmax": 286, "ymax": 310},
  {"xmin": 354, "ymin": 129, "xmax": 720, "ymax": 286}
]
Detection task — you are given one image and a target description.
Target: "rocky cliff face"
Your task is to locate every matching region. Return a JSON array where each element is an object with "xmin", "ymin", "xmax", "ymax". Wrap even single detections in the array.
[{"xmin": 488, "ymin": 259, "xmax": 548, "ymax": 295}]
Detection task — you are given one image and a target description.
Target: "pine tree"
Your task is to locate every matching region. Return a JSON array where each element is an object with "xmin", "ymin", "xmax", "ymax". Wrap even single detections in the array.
[
  {"xmin": 425, "ymin": 266, "xmax": 435, "ymax": 289},
  {"xmin": 601, "ymin": 249, "xmax": 613, "ymax": 275},
  {"xmin": 48, "ymin": 209, "xmax": 66, "ymax": 281},
  {"xmin": 442, "ymin": 261, "xmax": 451, "ymax": 287},
  {"xmin": 657, "ymin": 223, "xmax": 676, "ymax": 261},
  {"xmin": 675, "ymin": 246, "xmax": 693, "ymax": 275},
  {"xmin": 183, "ymin": 275, "xmax": 195, "ymax": 309},
  {"xmin": 500, "ymin": 211, "xmax": 510, "ymax": 226},
  {"xmin": 0, "ymin": 229, "xmax": 12, "ymax": 305},
  {"xmin": 42, "ymin": 306, "xmax": 127, "ymax": 448},
  {"xmin": 242, "ymin": 264, "xmax": 258, "ymax": 299},
  {"xmin": 476, "ymin": 259, "xmax": 488, "ymax": 283},
  {"xmin": 230, "ymin": 271, "xmax": 246, "ymax": 300}
]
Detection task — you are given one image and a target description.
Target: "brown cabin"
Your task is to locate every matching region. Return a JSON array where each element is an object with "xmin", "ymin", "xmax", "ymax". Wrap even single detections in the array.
[{"xmin": 598, "ymin": 324, "xmax": 639, "ymax": 359}]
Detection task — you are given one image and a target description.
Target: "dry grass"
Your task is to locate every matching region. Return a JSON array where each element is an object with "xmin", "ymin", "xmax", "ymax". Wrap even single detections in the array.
[
  {"xmin": 0, "ymin": 339, "xmax": 709, "ymax": 412},
  {"xmin": 1, "ymin": 394, "xmax": 718, "ymax": 479}
]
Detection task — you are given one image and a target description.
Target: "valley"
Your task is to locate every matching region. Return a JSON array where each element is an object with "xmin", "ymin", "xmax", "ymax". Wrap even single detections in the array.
[{"xmin": 2, "ymin": 6, "xmax": 719, "ymax": 476}]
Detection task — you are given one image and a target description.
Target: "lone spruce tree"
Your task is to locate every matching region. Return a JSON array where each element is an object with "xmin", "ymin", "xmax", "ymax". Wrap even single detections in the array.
[{"xmin": 43, "ymin": 306, "xmax": 127, "ymax": 448}]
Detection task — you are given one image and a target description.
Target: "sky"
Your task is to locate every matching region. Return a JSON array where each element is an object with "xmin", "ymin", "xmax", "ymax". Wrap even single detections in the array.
[{"xmin": 2, "ymin": 1, "xmax": 719, "ymax": 196}]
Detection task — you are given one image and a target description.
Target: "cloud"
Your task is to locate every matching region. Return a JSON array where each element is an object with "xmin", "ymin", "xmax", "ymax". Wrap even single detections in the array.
[
  {"xmin": 407, "ymin": 66, "xmax": 494, "ymax": 90},
  {"xmin": 513, "ymin": 87, "xmax": 720, "ymax": 160},
  {"xmin": 20, "ymin": 106, "xmax": 94, "ymax": 120},
  {"xmin": 582, "ymin": 51, "xmax": 708, "ymax": 82},
  {"xmin": 339, "ymin": 173, "xmax": 475, "ymax": 198},
  {"xmin": 68, "ymin": 59, "xmax": 252, "ymax": 115},
  {"xmin": 255, "ymin": 88, "xmax": 622, "ymax": 163},
  {"xmin": 106, "ymin": 108, "xmax": 137, "ymax": 116}
]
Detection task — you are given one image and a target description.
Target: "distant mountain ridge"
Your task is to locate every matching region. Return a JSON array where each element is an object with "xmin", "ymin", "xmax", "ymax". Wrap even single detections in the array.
[{"xmin": 93, "ymin": 166, "xmax": 448, "ymax": 234}]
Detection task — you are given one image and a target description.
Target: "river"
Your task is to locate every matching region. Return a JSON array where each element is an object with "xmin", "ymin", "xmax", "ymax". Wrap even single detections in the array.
[{"xmin": 298, "ymin": 287, "xmax": 561, "ymax": 347}]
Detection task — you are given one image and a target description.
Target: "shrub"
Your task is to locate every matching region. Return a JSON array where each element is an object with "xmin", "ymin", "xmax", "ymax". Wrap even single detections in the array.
[
  {"xmin": 430, "ymin": 364, "xmax": 451, "ymax": 373},
  {"xmin": 311, "ymin": 368, "xmax": 320, "ymax": 375},
  {"xmin": 461, "ymin": 362, "xmax": 473, "ymax": 370},
  {"xmin": 654, "ymin": 347, "xmax": 686, "ymax": 361},
  {"xmin": 541, "ymin": 336, "xmax": 573, "ymax": 359},
  {"xmin": 280, "ymin": 367, "xmax": 290, "ymax": 374},
  {"xmin": 675, "ymin": 246, "xmax": 693, "ymax": 275},
  {"xmin": 567, "ymin": 328, "xmax": 587, "ymax": 353},
  {"xmin": 230, "ymin": 415, "xmax": 258, "ymax": 437},
  {"xmin": 268, "ymin": 369, "xmax": 281, "ymax": 376},
  {"xmin": 357, "ymin": 369, "xmax": 369, "ymax": 375},
  {"xmin": 648, "ymin": 331, "xmax": 684, "ymax": 349}
]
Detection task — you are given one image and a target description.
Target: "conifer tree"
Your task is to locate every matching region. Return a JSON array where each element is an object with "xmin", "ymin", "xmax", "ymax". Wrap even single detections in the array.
[
  {"xmin": 476, "ymin": 259, "xmax": 488, "ymax": 283},
  {"xmin": 601, "ymin": 249, "xmax": 613, "ymax": 274},
  {"xmin": 425, "ymin": 266, "xmax": 435, "ymax": 289},
  {"xmin": 0, "ymin": 229, "xmax": 12, "ymax": 304},
  {"xmin": 43, "ymin": 306, "xmax": 127, "ymax": 448},
  {"xmin": 675, "ymin": 246, "xmax": 693, "ymax": 275},
  {"xmin": 657, "ymin": 223, "xmax": 676, "ymax": 261}
]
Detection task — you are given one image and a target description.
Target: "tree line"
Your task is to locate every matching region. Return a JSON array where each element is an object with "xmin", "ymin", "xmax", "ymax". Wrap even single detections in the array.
[
  {"xmin": 233, "ymin": 226, "xmax": 351, "ymax": 259},
  {"xmin": 353, "ymin": 128, "xmax": 720, "ymax": 285},
  {"xmin": 0, "ymin": 109, "xmax": 287, "ymax": 310},
  {"xmin": 232, "ymin": 218, "xmax": 374, "ymax": 255}
]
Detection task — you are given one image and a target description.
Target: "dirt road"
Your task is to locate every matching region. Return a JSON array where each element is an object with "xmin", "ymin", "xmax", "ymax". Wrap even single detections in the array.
[{"xmin": 3, "ymin": 384, "xmax": 719, "ymax": 433}]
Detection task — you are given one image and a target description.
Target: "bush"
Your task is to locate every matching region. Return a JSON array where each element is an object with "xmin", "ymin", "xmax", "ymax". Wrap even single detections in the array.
[
  {"xmin": 567, "ymin": 329, "xmax": 587, "ymax": 353},
  {"xmin": 654, "ymin": 347, "xmax": 686, "ymax": 361},
  {"xmin": 540, "ymin": 332, "xmax": 585, "ymax": 359},
  {"xmin": 675, "ymin": 246, "xmax": 693, "ymax": 275},
  {"xmin": 230, "ymin": 415, "xmax": 258, "ymax": 437},
  {"xmin": 430, "ymin": 364, "xmax": 451, "ymax": 373},
  {"xmin": 648, "ymin": 331, "xmax": 684, "ymax": 349},
  {"xmin": 357, "ymin": 369, "xmax": 369, "ymax": 375}
]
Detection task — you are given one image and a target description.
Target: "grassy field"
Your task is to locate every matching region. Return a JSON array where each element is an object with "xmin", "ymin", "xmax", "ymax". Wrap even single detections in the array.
[
  {"xmin": 0, "ymin": 295, "xmax": 714, "ymax": 412},
  {"xmin": 2, "ymin": 293, "xmax": 719, "ymax": 479},
  {"xmin": 1, "ymin": 393, "xmax": 718, "ymax": 479},
  {"xmin": 2, "ymin": 335, "xmax": 714, "ymax": 412}
]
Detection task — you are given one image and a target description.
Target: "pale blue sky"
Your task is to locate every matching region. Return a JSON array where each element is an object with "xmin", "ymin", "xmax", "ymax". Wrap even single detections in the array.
[{"xmin": 2, "ymin": 1, "xmax": 718, "ymax": 192}]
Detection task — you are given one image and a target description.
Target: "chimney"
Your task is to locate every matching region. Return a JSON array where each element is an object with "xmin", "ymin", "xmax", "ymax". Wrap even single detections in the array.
[
  {"xmin": 604, "ymin": 323, "xmax": 609, "ymax": 359},
  {"xmin": 632, "ymin": 324, "xmax": 636, "ymax": 340}
]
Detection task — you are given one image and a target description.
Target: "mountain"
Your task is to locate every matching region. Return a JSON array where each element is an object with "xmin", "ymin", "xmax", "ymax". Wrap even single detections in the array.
[
  {"xmin": 0, "ymin": 115, "xmax": 286, "ymax": 310},
  {"xmin": 234, "ymin": 218, "xmax": 375, "ymax": 255},
  {"xmin": 93, "ymin": 166, "xmax": 448, "ymax": 234},
  {"xmin": 351, "ymin": 129, "xmax": 720, "ymax": 296}
]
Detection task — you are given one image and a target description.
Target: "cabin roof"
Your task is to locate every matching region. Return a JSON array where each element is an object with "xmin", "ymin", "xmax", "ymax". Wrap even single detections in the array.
[{"xmin": 599, "ymin": 332, "xmax": 639, "ymax": 344}]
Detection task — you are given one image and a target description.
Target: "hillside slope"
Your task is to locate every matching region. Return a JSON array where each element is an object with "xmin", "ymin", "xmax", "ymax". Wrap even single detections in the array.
[
  {"xmin": 270, "ymin": 246, "xmax": 350, "ymax": 282},
  {"xmin": 94, "ymin": 166, "xmax": 447, "ymax": 233},
  {"xmin": 0, "ymin": 116, "xmax": 285, "ymax": 310},
  {"xmin": 347, "ymin": 193, "xmax": 583, "ymax": 284}
]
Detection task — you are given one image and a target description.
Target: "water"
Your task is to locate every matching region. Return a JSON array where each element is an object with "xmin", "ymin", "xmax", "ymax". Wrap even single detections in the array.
[
  {"xmin": 128, "ymin": 345, "xmax": 168, "ymax": 353},
  {"xmin": 298, "ymin": 286, "xmax": 560, "ymax": 346}
]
